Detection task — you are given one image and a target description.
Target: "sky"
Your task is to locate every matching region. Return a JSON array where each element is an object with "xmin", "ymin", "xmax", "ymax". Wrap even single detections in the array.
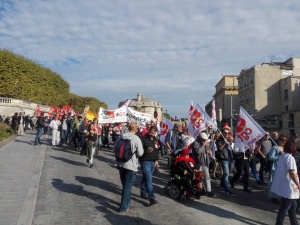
[{"xmin": 1, "ymin": 0, "xmax": 300, "ymax": 118}]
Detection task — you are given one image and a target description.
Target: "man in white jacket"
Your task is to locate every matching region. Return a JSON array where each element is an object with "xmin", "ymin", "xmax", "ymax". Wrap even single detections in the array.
[
  {"xmin": 115, "ymin": 123, "xmax": 144, "ymax": 213},
  {"xmin": 49, "ymin": 115, "xmax": 61, "ymax": 146}
]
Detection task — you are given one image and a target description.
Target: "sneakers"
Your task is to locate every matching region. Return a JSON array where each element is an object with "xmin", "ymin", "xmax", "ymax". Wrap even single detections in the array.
[
  {"xmin": 211, "ymin": 176, "xmax": 217, "ymax": 180},
  {"xmin": 86, "ymin": 159, "xmax": 89, "ymax": 165},
  {"xmin": 225, "ymin": 191, "xmax": 234, "ymax": 196},
  {"xmin": 150, "ymin": 200, "xmax": 158, "ymax": 205},
  {"xmin": 257, "ymin": 181, "xmax": 267, "ymax": 185},
  {"xmin": 243, "ymin": 189, "xmax": 252, "ymax": 193},
  {"xmin": 207, "ymin": 192, "xmax": 216, "ymax": 197},
  {"xmin": 194, "ymin": 195, "xmax": 201, "ymax": 200},
  {"xmin": 140, "ymin": 195, "xmax": 149, "ymax": 200},
  {"xmin": 119, "ymin": 208, "xmax": 130, "ymax": 214}
]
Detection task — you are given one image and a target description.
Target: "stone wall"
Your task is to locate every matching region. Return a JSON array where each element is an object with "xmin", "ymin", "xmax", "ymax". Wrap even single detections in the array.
[{"xmin": 0, "ymin": 97, "xmax": 50, "ymax": 116}]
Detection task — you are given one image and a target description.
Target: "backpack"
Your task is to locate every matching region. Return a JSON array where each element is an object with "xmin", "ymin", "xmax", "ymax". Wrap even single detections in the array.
[{"xmin": 115, "ymin": 138, "xmax": 133, "ymax": 162}]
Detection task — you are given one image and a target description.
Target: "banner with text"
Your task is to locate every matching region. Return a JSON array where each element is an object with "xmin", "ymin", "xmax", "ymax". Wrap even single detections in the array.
[
  {"xmin": 234, "ymin": 107, "xmax": 265, "ymax": 152},
  {"xmin": 98, "ymin": 107, "xmax": 151, "ymax": 126},
  {"xmin": 188, "ymin": 103, "xmax": 218, "ymax": 138},
  {"xmin": 159, "ymin": 118, "xmax": 174, "ymax": 145}
]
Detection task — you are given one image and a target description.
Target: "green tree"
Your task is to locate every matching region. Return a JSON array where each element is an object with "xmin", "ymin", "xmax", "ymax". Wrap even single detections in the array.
[{"xmin": 0, "ymin": 49, "xmax": 107, "ymax": 112}]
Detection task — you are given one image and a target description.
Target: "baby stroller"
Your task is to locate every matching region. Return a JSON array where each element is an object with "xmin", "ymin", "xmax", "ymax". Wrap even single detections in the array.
[{"xmin": 165, "ymin": 153, "xmax": 205, "ymax": 202}]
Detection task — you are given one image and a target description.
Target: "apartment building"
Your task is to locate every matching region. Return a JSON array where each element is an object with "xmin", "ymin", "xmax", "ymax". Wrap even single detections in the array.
[
  {"xmin": 279, "ymin": 58, "xmax": 300, "ymax": 136},
  {"xmin": 238, "ymin": 57, "xmax": 300, "ymax": 133},
  {"xmin": 213, "ymin": 75, "xmax": 239, "ymax": 127}
]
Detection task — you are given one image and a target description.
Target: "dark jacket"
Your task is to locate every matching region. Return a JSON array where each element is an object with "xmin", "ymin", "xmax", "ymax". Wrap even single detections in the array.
[
  {"xmin": 79, "ymin": 123, "xmax": 89, "ymax": 137},
  {"xmin": 36, "ymin": 117, "xmax": 45, "ymax": 129},
  {"xmin": 216, "ymin": 136, "xmax": 233, "ymax": 160},
  {"xmin": 17, "ymin": 115, "xmax": 24, "ymax": 125},
  {"xmin": 139, "ymin": 133, "xmax": 159, "ymax": 162}
]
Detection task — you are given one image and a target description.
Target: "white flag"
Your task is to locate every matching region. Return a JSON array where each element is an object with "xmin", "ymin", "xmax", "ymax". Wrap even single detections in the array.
[
  {"xmin": 212, "ymin": 99, "xmax": 217, "ymax": 126},
  {"xmin": 188, "ymin": 103, "xmax": 217, "ymax": 138},
  {"xmin": 234, "ymin": 107, "xmax": 266, "ymax": 152},
  {"xmin": 159, "ymin": 118, "xmax": 174, "ymax": 145}
]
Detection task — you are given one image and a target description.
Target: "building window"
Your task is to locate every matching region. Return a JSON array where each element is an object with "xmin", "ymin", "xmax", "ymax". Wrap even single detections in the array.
[
  {"xmin": 285, "ymin": 105, "xmax": 289, "ymax": 111},
  {"xmin": 284, "ymin": 89, "xmax": 288, "ymax": 100},
  {"xmin": 289, "ymin": 129, "xmax": 295, "ymax": 137},
  {"xmin": 289, "ymin": 113, "xmax": 294, "ymax": 121}
]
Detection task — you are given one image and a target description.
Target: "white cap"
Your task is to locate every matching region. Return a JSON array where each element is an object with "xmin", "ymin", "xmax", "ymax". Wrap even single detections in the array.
[{"xmin": 200, "ymin": 132, "xmax": 209, "ymax": 140}]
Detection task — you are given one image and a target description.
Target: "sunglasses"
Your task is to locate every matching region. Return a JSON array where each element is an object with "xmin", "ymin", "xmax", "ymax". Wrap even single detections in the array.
[
  {"xmin": 280, "ymin": 139, "xmax": 287, "ymax": 142},
  {"xmin": 224, "ymin": 132, "xmax": 229, "ymax": 134}
]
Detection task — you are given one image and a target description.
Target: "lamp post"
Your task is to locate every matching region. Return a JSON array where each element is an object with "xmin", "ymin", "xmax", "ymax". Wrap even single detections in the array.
[{"xmin": 230, "ymin": 94, "xmax": 233, "ymax": 129}]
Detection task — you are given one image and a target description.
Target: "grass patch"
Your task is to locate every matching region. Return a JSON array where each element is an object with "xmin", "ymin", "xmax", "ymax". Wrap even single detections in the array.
[{"xmin": 0, "ymin": 123, "xmax": 14, "ymax": 142}]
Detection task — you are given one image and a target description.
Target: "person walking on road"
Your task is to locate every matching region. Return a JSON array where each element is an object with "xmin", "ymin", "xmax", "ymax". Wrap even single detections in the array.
[
  {"xmin": 17, "ymin": 112, "xmax": 25, "ymax": 136},
  {"xmin": 33, "ymin": 112, "xmax": 45, "ymax": 146},
  {"xmin": 139, "ymin": 126, "xmax": 159, "ymax": 205},
  {"xmin": 86, "ymin": 123, "xmax": 98, "ymax": 168},
  {"xmin": 49, "ymin": 115, "xmax": 61, "ymax": 146},
  {"xmin": 271, "ymin": 138, "xmax": 300, "ymax": 225},
  {"xmin": 192, "ymin": 132, "xmax": 216, "ymax": 197},
  {"xmin": 216, "ymin": 128, "xmax": 234, "ymax": 196},
  {"xmin": 115, "ymin": 123, "xmax": 144, "ymax": 213}
]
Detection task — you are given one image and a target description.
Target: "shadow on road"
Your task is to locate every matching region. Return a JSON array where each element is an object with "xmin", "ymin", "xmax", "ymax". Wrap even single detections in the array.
[
  {"xmin": 50, "ymin": 156, "xmax": 87, "ymax": 167},
  {"xmin": 51, "ymin": 178, "xmax": 153, "ymax": 225}
]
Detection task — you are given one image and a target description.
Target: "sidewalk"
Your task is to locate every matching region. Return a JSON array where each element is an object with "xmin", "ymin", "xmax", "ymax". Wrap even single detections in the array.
[
  {"xmin": 0, "ymin": 131, "xmax": 299, "ymax": 225},
  {"xmin": 0, "ymin": 131, "xmax": 46, "ymax": 225}
]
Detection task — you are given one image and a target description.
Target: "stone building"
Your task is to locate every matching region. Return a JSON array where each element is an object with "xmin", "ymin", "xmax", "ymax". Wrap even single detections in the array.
[
  {"xmin": 118, "ymin": 93, "xmax": 163, "ymax": 121},
  {"xmin": 238, "ymin": 57, "xmax": 300, "ymax": 133},
  {"xmin": 0, "ymin": 97, "xmax": 50, "ymax": 116},
  {"xmin": 279, "ymin": 58, "xmax": 300, "ymax": 136},
  {"xmin": 213, "ymin": 75, "xmax": 239, "ymax": 127}
]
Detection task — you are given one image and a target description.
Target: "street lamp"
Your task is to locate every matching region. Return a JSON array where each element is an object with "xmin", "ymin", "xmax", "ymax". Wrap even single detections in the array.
[{"xmin": 230, "ymin": 94, "xmax": 233, "ymax": 129}]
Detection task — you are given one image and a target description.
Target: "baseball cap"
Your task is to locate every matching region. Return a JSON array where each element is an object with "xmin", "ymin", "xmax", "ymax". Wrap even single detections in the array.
[{"xmin": 200, "ymin": 132, "xmax": 209, "ymax": 140}]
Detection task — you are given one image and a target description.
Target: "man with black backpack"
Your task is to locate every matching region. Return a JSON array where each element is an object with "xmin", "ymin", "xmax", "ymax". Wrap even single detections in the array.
[{"xmin": 114, "ymin": 123, "xmax": 144, "ymax": 213}]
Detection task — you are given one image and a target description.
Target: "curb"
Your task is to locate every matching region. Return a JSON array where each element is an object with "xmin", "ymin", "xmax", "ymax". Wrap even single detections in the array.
[
  {"xmin": 17, "ymin": 145, "xmax": 46, "ymax": 225},
  {"xmin": 0, "ymin": 134, "xmax": 18, "ymax": 151}
]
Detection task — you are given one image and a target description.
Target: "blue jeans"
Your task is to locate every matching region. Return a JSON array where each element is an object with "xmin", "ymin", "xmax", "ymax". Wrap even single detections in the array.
[
  {"xmin": 34, "ymin": 128, "xmax": 43, "ymax": 145},
  {"xmin": 67, "ymin": 129, "xmax": 72, "ymax": 143},
  {"xmin": 97, "ymin": 136, "xmax": 102, "ymax": 150},
  {"xmin": 249, "ymin": 160, "xmax": 260, "ymax": 181},
  {"xmin": 220, "ymin": 160, "xmax": 231, "ymax": 192},
  {"xmin": 61, "ymin": 130, "xmax": 67, "ymax": 144},
  {"xmin": 276, "ymin": 197, "xmax": 298, "ymax": 225},
  {"xmin": 140, "ymin": 161, "xmax": 156, "ymax": 200},
  {"xmin": 118, "ymin": 167, "xmax": 136, "ymax": 212}
]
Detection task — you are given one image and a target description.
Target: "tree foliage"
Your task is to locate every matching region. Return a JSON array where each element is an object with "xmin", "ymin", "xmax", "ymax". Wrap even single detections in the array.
[
  {"xmin": 68, "ymin": 93, "xmax": 107, "ymax": 113},
  {"xmin": 0, "ymin": 49, "xmax": 107, "ymax": 114}
]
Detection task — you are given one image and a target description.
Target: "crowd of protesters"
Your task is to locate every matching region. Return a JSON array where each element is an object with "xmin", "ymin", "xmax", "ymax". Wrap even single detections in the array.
[
  {"xmin": 0, "ymin": 112, "xmax": 37, "ymax": 134},
  {"xmin": 1, "ymin": 112, "xmax": 300, "ymax": 224}
]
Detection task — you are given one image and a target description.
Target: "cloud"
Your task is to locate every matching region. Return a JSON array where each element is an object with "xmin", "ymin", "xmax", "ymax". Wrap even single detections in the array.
[{"xmin": 1, "ymin": 0, "xmax": 300, "ymax": 117}]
